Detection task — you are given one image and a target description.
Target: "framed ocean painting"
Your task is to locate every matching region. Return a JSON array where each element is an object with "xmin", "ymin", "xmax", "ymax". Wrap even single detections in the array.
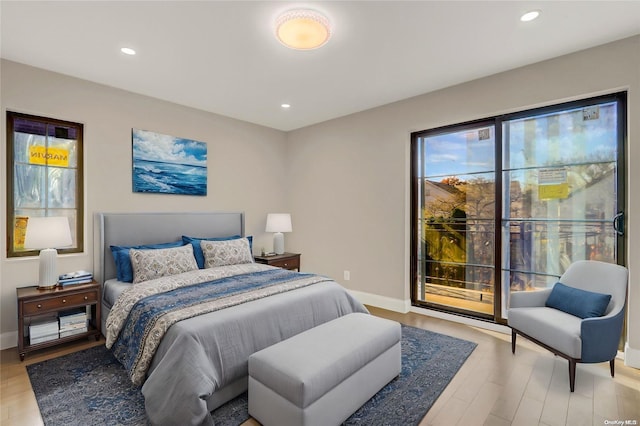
[{"xmin": 132, "ymin": 129, "xmax": 207, "ymax": 196}]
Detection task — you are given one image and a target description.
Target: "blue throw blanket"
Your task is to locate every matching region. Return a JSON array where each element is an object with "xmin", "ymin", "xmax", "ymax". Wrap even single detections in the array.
[{"xmin": 110, "ymin": 268, "xmax": 329, "ymax": 385}]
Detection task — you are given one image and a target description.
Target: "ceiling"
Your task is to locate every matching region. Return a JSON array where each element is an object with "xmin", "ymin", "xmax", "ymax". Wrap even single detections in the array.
[{"xmin": 2, "ymin": 1, "xmax": 639, "ymax": 131}]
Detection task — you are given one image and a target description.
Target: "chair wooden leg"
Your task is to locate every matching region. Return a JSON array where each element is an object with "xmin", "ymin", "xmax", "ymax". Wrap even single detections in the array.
[
  {"xmin": 568, "ymin": 360, "xmax": 576, "ymax": 392},
  {"xmin": 610, "ymin": 359, "xmax": 615, "ymax": 377}
]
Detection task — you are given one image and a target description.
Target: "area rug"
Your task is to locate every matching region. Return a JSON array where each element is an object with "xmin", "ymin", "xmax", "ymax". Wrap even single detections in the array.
[{"xmin": 27, "ymin": 324, "xmax": 476, "ymax": 426}]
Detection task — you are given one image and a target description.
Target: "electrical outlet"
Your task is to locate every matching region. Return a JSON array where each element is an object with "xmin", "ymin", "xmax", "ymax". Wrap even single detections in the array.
[{"xmin": 343, "ymin": 270, "xmax": 350, "ymax": 281}]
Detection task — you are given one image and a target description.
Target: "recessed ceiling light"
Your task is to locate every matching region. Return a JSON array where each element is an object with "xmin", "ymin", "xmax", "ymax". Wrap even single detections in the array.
[
  {"xmin": 275, "ymin": 9, "xmax": 331, "ymax": 50},
  {"xmin": 520, "ymin": 10, "xmax": 540, "ymax": 22},
  {"xmin": 120, "ymin": 47, "xmax": 136, "ymax": 55},
  {"xmin": 281, "ymin": 104, "xmax": 291, "ymax": 109}
]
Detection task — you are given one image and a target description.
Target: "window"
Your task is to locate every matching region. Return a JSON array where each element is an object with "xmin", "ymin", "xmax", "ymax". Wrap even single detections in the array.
[
  {"xmin": 411, "ymin": 92, "xmax": 626, "ymax": 322},
  {"xmin": 6, "ymin": 112, "xmax": 84, "ymax": 257}
]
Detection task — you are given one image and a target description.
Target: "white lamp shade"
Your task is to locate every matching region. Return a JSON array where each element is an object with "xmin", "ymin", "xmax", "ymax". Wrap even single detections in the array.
[
  {"xmin": 24, "ymin": 216, "xmax": 72, "ymax": 249},
  {"xmin": 265, "ymin": 213, "xmax": 292, "ymax": 233},
  {"xmin": 24, "ymin": 216, "xmax": 72, "ymax": 288},
  {"xmin": 266, "ymin": 213, "xmax": 292, "ymax": 255}
]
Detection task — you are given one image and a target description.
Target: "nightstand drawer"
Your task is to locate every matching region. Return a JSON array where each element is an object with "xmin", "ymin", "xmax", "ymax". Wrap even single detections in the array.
[
  {"xmin": 254, "ymin": 253, "xmax": 301, "ymax": 271},
  {"xmin": 268, "ymin": 258, "xmax": 299, "ymax": 270},
  {"xmin": 22, "ymin": 290, "xmax": 99, "ymax": 315}
]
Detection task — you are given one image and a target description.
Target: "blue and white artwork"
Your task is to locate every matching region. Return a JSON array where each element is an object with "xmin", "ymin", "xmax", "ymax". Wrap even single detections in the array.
[{"xmin": 132, "ymin": 129, "xmax": 207, "ymax": 196}]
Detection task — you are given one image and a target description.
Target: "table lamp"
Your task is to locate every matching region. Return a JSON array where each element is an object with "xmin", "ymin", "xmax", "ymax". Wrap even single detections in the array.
[
  {"xmin": 265, "ymin": 213, "xmax": 292, "ymax": 255},
  {"xmin": 23, "ymin": 216, "xmax": 72, "ymax": 289}
]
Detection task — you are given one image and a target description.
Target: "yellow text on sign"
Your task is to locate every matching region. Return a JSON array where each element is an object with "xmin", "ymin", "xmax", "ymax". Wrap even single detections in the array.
[
  {"xmin": 539, "ymin": 183, "xmax": 569, "ymax": 200},
  {"xmin": 29, "ymin": 146, "xmax": 69, "ymax": 167}
]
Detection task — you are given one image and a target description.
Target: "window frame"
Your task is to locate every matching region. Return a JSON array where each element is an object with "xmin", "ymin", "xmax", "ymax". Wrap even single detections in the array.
[{"xmin": 6, "ymin": 111, "xmax": 84, "ymax": 258}]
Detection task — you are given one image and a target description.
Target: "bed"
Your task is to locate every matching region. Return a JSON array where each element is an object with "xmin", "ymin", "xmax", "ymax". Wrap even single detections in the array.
[{"xmin": 97, "ymin": 212, "xmax": 368, "ymax": 426}]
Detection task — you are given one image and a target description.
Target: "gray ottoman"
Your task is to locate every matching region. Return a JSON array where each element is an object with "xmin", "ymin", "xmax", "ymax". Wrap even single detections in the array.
[{"xmin": 248, "ymin": 313, "xmax": 401, "ymax": 426}]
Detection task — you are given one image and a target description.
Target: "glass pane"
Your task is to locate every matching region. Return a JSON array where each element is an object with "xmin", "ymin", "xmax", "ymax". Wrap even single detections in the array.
[
  {"xmin": 416, "ymin": 124, "xmax": 496, "ymax": 317},
  {"xmin": 422, "ymin": 126, "xmax": 495, "ymax": 177},
  {"xmin": 14, "ymin": 133, "xmax": 46, "ymax": 164},
  {"xmin": 503, "ymin": 102, "xmax": 618, "ymax": 171},
  {"xmin": 502, "ymin": 98, "xmax": 621, "ymax": 320},
  {"xmin": 504, "ymin": 165, "xmax": 617, "ymax": 220},
  {"xmin": 48, "ymin": 167, "xmax": 77, "ymax": 208},
  {"xmin": 502, "ymin": 270, "xmax": 558, "ymax": 292},
  {"xmin": 14, "ymin": 164, "xmax": 46, "ymax": 209},
  {"xmin": 504, "ymin": 220, "xmax": 616, "ymax": 279},
  {"xmin": 49, "ymin": 137, "xmax": 78, "ymax": 168}
]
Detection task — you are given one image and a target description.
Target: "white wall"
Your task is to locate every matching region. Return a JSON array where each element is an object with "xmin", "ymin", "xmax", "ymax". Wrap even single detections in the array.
[
  {"xmin": 0, "ymin": 60, "xmax": 289, "ymax": 348},
  {"xmin": 286, "ymin": 35, "xmax": 640, "ymax": 367}
]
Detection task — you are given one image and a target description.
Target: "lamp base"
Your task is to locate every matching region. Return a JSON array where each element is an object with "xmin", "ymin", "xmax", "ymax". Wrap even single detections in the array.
[
  {"xmin": 273, "ymin": 232, "xmax": 285, "ymax": 255},
  {"xmin": 37, "ymin": 248, "xmax": 59, "ymax": 289},
  {"xmin": 37, "ymin": 283, "xmax": 59, "ymax": 290}
]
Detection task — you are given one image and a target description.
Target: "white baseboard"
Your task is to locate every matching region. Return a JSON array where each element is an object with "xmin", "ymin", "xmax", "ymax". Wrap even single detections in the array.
[
  {"xmin": 1, "ymin": 331, "xmax": 18, "ymax": 351},
  {"xmin": 410, "ymin": 305, "xmax": 511, "ymax": 335},
  {"xmin": 347, "ymin": 289, "xmax": 511, "ymax": 335},
  {"xmin": 624, "ymin": 342, "xmax": 640, "ymax": 369},
  {"xmin": 347, "ymin": 289, "xmax": 411, "ymax": 313}
]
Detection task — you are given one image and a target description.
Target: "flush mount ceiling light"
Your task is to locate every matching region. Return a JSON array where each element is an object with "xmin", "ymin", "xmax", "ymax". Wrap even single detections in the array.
[
  {"xmin": 275, "ymin": 9, "xmax": 331, "ymax": 50},
  {"xmin": 120, "ymin": 47, "xmax": 136, "ymax": 55},
  {"xmin": 520, "ymin": 10, "xmax": 541, "ymax": 22}
]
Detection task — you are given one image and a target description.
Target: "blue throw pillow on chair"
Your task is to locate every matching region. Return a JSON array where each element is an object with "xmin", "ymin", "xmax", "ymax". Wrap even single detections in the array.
[{"xmin": 545, "ymin": 282, "xmax": 611, "ymax": 319}]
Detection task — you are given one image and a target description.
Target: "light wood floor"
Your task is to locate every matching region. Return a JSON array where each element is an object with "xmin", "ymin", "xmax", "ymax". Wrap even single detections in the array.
[{"xmin": 2, "ymin": 307, "xmax": 639, "ymax": 426}]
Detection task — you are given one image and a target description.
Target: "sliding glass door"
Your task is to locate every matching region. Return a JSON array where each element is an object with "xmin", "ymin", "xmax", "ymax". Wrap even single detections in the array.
[
  {"xmin": 500, "ymin": 96, "xmax": 625, "ymax": 318},
  {"xmin": 412, "ymin": 121, "xmax": 497, "ymax": 319},
  {"xmin": 411, "ymin": 93, "xmax": 626, "ymax": 322}
]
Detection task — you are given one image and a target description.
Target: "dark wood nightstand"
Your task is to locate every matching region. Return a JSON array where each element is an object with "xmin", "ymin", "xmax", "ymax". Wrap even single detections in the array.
[
  {"xmin": 17, "ymin": 281, "xmax": 101, "ymax": 361},
  {"xmin": 254, "ymin": 252, "xmax": 301, "ymax": 271}
]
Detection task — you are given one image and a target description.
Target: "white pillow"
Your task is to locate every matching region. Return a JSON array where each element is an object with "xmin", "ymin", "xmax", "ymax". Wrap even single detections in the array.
[
  {"xmin": 130, "ymin": 244, "xmax": 198, "ymax": 284},
  {"xmin": 201, "ymin": 237, "xmax": 254, "ymax": 268}
]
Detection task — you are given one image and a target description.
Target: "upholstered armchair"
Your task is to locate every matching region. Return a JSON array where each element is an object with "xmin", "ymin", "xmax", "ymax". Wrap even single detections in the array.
[{"xmin": 508, "ymin": 260, "xmax": 628, "ymax": 392}]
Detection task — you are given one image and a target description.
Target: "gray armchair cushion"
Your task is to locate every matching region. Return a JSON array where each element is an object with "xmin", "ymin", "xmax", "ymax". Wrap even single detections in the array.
[
  {"xmin": 508, "ymin": 306, "xmax": 582, "ymax": 358},
  {"xmin": 509, "ymin": 288, "xmax": 552, "ymax": 308}
]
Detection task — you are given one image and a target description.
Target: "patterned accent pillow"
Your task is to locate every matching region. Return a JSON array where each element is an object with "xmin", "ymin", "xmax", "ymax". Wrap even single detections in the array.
[
  {"xmin": 201, "ymin": 237, "xmax": 254, "ymax": 268},
  {"xmin": 130, "ymin": 244, "xmax": 198, "ymax": 284}
]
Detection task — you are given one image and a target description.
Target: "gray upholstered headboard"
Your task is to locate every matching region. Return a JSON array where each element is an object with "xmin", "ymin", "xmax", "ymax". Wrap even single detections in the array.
[{"xmin": 97, "ymin": 211, "xmax": 244, "ymax": 283}]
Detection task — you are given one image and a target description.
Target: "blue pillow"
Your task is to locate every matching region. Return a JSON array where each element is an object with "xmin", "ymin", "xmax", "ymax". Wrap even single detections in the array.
[
  {"xmin": 110, "ymin": 241, "xmax": 184, "ymax": 282},
  {"xmin": 182, "ymin": 235, "xmax": 252, "ymax": 269},
  {"xmin": 545, "ymin": 282, "xmax": 612, "ymax": 319}
]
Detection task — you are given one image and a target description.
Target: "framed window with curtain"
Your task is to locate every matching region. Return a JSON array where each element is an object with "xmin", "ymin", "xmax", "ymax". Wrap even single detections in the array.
[{"xmin": 6, "ymin": 111, "xmax": 84, "ymax": 257}]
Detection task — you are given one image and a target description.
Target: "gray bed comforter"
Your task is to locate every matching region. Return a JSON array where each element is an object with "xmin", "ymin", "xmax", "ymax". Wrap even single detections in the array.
[{"xmin": 105, "ymin": 263, "xmax": 368, "ymax": 425}]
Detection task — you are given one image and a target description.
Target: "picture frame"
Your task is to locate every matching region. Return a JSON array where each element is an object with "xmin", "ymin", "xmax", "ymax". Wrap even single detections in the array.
[{"xmin": 132, "ymin": 129, "xmax": 207, "ymax": 196}]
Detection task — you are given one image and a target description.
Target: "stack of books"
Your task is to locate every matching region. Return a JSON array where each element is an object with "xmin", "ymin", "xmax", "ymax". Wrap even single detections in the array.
[
  {"xmin": 29, "ymin": 315, "xmax": 59, "ymax": 345},
  {"xmin": 59, "ymin": 309, "xmax": 88, "ymax": 338},
  {"xmin": 58, "ymin": 270, "xmax": 93, "ymax": 286}
]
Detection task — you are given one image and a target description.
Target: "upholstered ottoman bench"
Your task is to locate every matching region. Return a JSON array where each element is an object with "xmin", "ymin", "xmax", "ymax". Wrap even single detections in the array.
[{"xmin": 248, "ymin": 312, "xmax": 401, "ymax": 426}]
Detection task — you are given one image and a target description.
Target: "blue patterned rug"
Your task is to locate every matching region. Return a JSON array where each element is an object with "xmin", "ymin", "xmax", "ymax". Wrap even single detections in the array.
[{"xmin": 27, "ymin": 324, "xmax": 476, "ymax": 426}]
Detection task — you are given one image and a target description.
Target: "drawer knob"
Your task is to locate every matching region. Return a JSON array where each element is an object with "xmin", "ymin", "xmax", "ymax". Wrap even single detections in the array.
[
  {"xmin": 84, "ymin": 296, "xmax": 88, "ymax": 300},
  {"xmin": 62, "ymin": 299, "xmax": 66, "ymax": 303},
  {"xmin": 37, "ymin": 304, "xmax": 42, "ymax": 309},
  {"xmin": 284, "ymin": 263, "xmax": 288, "ymax": 267}
]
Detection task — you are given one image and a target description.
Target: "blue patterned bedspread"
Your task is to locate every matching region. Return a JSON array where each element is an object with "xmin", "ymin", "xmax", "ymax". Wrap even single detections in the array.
[{"xmin": 110, "ymin": 268, "xmax": 329, "ymax": 385}]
